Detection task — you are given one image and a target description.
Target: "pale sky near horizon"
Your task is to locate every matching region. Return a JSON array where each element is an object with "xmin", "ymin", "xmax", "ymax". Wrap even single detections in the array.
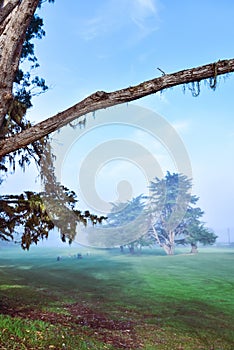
[{"xmin": 2, "ymin": 0, "xmax": 234, "ymax": 242}]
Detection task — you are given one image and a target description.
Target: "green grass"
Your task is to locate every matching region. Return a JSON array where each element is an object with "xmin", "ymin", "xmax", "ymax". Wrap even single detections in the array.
[
  {"xmin": 0, "ymin": 314, "xmax": 112, "ymax": 350},
  {"xmin": 0, "ymin": 245, "xmax": 234, "ymax": 349}
]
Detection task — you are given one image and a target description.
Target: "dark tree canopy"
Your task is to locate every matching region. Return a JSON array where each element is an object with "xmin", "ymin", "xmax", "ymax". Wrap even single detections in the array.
[
  {"xmin": 106, "ymin": 195, "xmax": 146, "ymax": 253},
  {"xmin": 147, "ymin": 172, "xmax": 217, "ymax": 255}
]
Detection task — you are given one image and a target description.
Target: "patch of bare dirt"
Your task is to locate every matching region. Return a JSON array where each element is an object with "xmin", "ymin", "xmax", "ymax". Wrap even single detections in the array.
[{"xmin": 0, "ymin": 300, "xmax": 144, "ymax": 349}]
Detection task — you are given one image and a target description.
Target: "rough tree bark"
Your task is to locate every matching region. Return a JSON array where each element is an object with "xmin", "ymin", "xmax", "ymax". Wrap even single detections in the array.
[
  {"xmin": 0, "ymin": 1, "xmax": 234, "ymax": 159},
  {"xmin": 1, "ymin": 58, "xmax": 234, "ymax": 158},
  {"xmin": 0, "ymin": 0, "xmax": 39, "ymax": 129}
]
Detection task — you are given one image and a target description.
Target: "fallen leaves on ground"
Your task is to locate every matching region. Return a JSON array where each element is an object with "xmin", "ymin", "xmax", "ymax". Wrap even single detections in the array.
[{"xmin": 0, "ymin": 300, "xmax": 144, "ymax": 349}]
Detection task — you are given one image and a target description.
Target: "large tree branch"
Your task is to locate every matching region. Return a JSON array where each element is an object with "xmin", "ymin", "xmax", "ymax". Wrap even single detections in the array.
[{"xmin": 0, "ymin": 58, "xmax": 234, "ymax": 158}]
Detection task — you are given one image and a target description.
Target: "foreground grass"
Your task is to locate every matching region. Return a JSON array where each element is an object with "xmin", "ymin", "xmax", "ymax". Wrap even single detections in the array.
[
  {"xmin": 0, "ymin": 314, "xmax": 113, "ymax": 350},
  {"xmin": 0, "ymin": 246, "xmax": 233, "ymax": 349}
]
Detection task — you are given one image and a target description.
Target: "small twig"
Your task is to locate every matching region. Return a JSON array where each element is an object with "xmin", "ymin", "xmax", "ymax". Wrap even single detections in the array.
[{"xmin": 157, "ymin": 67, "xmax": 166, "ymax": 76}]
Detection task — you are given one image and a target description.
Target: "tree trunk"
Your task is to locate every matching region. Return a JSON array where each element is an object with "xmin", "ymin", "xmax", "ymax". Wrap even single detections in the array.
[
  {"xmin": 1, "ymin": 58, "xmax": 234, "ymax": 157},
  {"xmin": 0, "ymin": 0, "xmax": 39, "ymax": 128},
  {"xmin": 128, "ymin": 243, "xmax": 135, "ymax": 254},
  {"xmin": 190, "ymin": 243, "xmax": 198, "ymax": 254},
  {"xmin": 162, "ymin": 243, "xmax": 174, "ymax": 255},
  {"xmin": 151, "ymin": 224, "xmax": 175, "ymax": 255}
]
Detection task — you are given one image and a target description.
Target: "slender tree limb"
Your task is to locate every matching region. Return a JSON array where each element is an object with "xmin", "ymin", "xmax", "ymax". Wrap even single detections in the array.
[{"xmin": 0, "ymin": 58, "xmax": 234, "ymax": 158}]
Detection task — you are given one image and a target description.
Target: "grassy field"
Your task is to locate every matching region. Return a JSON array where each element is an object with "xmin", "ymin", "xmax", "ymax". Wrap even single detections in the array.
[{"xmin": 0, "ymin": 245, "xmax": 233, "ymax": 349}]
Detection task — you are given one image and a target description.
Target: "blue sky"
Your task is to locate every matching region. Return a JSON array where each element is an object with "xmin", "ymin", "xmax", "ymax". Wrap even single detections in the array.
[{"xmin": 2, "ymin": 0, "xmax": 234, "ymax": 241}]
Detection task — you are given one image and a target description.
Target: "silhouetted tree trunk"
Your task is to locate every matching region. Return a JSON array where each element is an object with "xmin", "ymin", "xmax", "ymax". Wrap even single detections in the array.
[
  {"xmin": 190, "ymin": 243, "xmax": 198, "ymax": 254},
  {"xmin": 128, "ymin": 243, "xmax": 135, "ymax": 254}
]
